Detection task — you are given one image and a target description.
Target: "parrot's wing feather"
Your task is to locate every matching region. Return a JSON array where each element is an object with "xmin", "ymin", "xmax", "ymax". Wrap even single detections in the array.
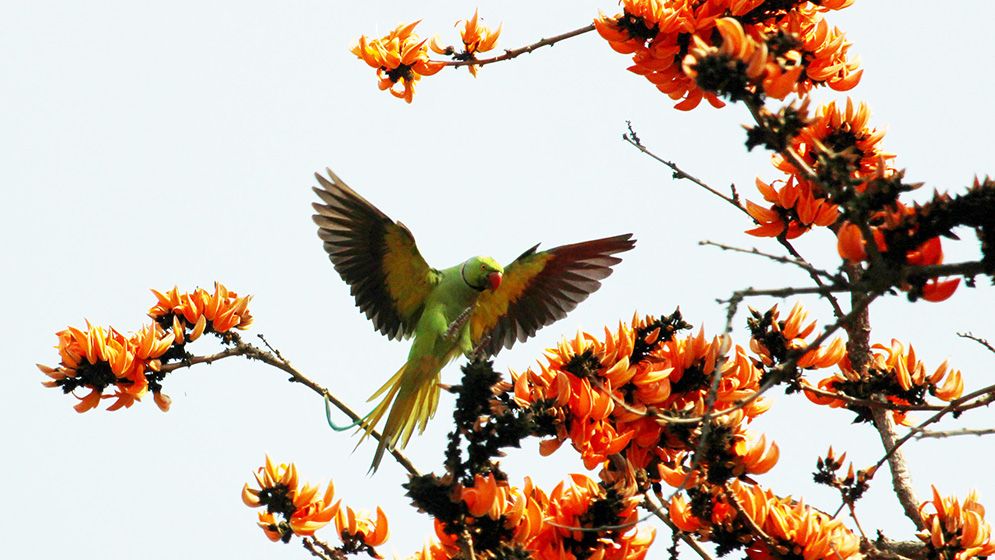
[
  {"xmin": 312, "ymin": 168, "xmax": 441, "ymax": 340},
  {"xmin": 470, "ymin": 234, "xmax": 635, "ymax": 356}
]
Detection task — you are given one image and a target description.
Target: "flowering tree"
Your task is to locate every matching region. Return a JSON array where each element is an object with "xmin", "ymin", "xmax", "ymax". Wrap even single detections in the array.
[{"xmin": 39, "ymin": 2, "xmax": 995, "ymax": 560}]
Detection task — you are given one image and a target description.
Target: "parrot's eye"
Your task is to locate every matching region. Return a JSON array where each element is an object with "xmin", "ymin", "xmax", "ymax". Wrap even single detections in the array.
[{"xmin": 480, "ymin": 264, "xmax": 486, "ymax": 270}]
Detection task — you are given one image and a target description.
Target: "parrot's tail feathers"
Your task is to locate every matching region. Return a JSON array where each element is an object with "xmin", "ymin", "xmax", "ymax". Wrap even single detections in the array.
[
  {"xmin": 368, "ymin": 364, "xmax": 409, "ymax": 402},
  {"xmin": 367, "ymin": 357, "xmax": 442, "ymax": 472},
  {"xmin": 361, "ymin": 364, "xmax": 406, "ymax": 440}
]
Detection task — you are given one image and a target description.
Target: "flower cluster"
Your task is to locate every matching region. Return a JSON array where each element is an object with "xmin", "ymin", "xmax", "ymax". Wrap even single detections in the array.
[
  {"xmin": 746, "ymin": 99, "xmax": 891, "ymax": 239},
  {"xmin": 595, "ymin": 0, "xmax": 859, "ymax": 110},
  {"xmin": 430, "ymin": 9, "xmax": 501, "ymax": 77},
  {"xmin": 243, "ymin": 457, "xmax": 389, "ymax": 551},
  {"xmin": 748, "ymin": 302, "xmax": 846, "ymax": 377},
  {"xmin": 511, "ymin": 311, "xmax": 782, "ymax": 490},
  {"xmin": 39, "ymin": 322, "xmax": 175, "ymax": 412},
  {"xmin": 149, "ymin": 283, "xmax": 254, "ymax": 341},
  {"xmin": 41, "ymin": 283, "xmax": 252, "ymax": 413},
  {"xmin": 812, "ymin": 447, "xmax": 873, "ymax": 504},
  {"xmin": 353, "ymin": 22, "xmax": 445, "ymax": 103},
  {"xmin": 918, "ymin": 487, "xmax": 995, "ymax": 560},
  {"xmin": 412, "ymin": 473, "xmax": 653, "ymax": 560},
  {"xmin": 242, "ymin": 456, "xmax": 340, "ymax": 543},
  {"xmin": 335, "ymin": 505, "xmax": 390, "ymax": 556},
  {"xmin": 804, "ymin": 339, "xmax": 964, "ymax": 424},
  {"xmin": 670, "ymin": 481, "xmax": 862, "ymax": 559},
  {"xmin": 836, "ymin": 199, "xmax": 961, "ymax": 301}
]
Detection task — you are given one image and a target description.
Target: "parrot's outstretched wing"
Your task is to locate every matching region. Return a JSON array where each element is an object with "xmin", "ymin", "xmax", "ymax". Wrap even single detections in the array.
[
  {"xmin": 470, "ymin": 234, "xmax": 635, "ymax": 356},
  {"xmin": 312, "ymin": 168, "xmax": 441, "ymax": 340}
]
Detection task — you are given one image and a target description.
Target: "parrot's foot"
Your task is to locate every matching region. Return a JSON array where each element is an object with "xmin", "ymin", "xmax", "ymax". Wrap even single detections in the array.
[
  {"xmin": 469, "ymin": 335, "xmax": 492, "ymax": 359},
  {"xmin": 444, "ymin": 306, "xmax": 473, "ymax": 341}
]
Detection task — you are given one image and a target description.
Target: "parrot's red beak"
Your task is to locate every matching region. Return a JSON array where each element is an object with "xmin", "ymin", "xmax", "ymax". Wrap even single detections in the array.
[{"xmin": 488, "ymin": 271, "xmax": 503, "ymax": 290}]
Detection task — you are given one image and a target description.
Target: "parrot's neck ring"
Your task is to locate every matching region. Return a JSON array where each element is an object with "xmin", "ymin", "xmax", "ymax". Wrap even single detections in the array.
[{"xmin": 460, "ymin": 262, "xmax": 486, "ymax": 292}]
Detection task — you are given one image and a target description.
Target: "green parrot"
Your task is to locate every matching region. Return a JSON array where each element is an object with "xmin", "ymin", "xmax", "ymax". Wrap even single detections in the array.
[{"xmin": 312, "ymin": 168, "xmax": 635, "ymax": 470}]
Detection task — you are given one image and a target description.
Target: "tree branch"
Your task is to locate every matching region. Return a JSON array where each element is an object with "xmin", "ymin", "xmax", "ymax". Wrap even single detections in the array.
[
  {"xmin": 160, "ymin": 337, "xmax": 421, "ymax": 478},
  {"xmin": 957, "ymin": 332, "xmax": 995, "ymax": 355},
  {"xmin": 914, "ymin": 427, "xmax": 995, "ymax": 440},
  {"xmin": 870, "ymin": 406, "xmax": 923, "ymax": 530},
  {"xmin": 443, "ymin": 24, "xmax": 595, "ymax": 69}
]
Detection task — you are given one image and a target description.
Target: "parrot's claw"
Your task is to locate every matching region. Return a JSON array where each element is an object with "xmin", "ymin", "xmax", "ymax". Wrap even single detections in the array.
[{"xmin": 470, "ymin": 335, "xmax": 491, "ymax": 359}]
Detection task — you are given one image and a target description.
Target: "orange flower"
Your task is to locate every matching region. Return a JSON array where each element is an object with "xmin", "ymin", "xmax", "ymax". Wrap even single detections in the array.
[
  {"xmin": 776, "ymin": 99, "xmax": 891, "ymax": 185},
  {"xmin": 353, "ymin": 21, "xmax": 445, "ymax": 103},
  {"xmin": 835, "ymin": 221, "xmax": 884, "ymax": 262},
  {"xmin": 461, "ymin": 472, "xmax": 512, "ymax": 520},
  {"xmin": 754, "ymin": 497, "xmax": 861, "ymax": 559},
  {"xmin": 431, "ymin": 10, "xmax": 501, "ymax": 77},
  {"xmin": 242, "ymin": 456, "xmax": 339, "ymax": 542},
  {"xmin": 336, "ymin": 505, "xmax": 390, "ymax": 553},
  {"xmin": 918, "ymin": 487, "xmax": 995, "ymax": 560},
  {"xmin": 149, "ymin": 283, "xmax": 253, "ymax": 341},
  {"xmin": 784, "ymin": 7, "xmax": 862, "ymax": 93},
  {"xmin": 409, "ymin": 529, "xmax": 459, "ymax": 560},
  {"xmin": 805, "ymin": 339, "xmax": 964, "ymax": 424},
  {"xmin": 39, "ymin": 322, "xmax": 174, "ymax": 413},
  {"xmin": 683, "ymin": 17, "xmax": 807, "ymax": 102},
  {"xmin": 921, "ymin": 278, "xmax": 961, "ymax": 302},
  {"xmin": 669, "ymin": 494, "xmax": 703, "ymax": 532},
  {"xmin": 748, "ymin": 302, "xmax": 846, "ymax": 370},
  {"xmin": 733, "ymin": 432, "xmax": 780, "ymax": 475},
  {"xmin": 745, "ymin": 176, "xmax": 839, "ymax": 239}
]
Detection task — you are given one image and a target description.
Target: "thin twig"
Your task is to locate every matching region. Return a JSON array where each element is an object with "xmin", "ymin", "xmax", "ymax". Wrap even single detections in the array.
[
  {"xmin": 443, "ymin": 24, "xmax": 595, "ymax": 68},
  {"xmin": 701, "ymin": 240, "xmax": 841, "ymax": 282},
  {"xmin": 914, "ymin": 427, "xmax": 995, "ymax": 439},
  {"xmin": 302, "ymin": 537, "xmax": 343, "ymax": 560},
  {"xmin": 159, "ymin": 347, "xmax": 242, "ymax": 373},
  {"xmin": 724, "ymin": 284, "xmax": 849, "ymax": 301},
  {"xmin": 776, "ymin": 236, "xmax": 846, "ymax": 319},
  {"xmin": 957, "ymin": 332, "xmax": 995, "ymax": 355},
  {"xmin": 623, "ymin": 122, "xmax": 746, "ymax": 213},
  {"xmin": 800, "ymin": 382, "xmax": 995, "ymax": 413},
  {"xmin": 848, "ymin": 503, "xmax": 868, "ymax": 541}
]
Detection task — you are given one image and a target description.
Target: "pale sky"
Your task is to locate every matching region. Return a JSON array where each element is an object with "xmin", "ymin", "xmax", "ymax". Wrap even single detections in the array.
[{"xmin": 4, "ymin": 1, "xmax": 994, "ymax": 558}]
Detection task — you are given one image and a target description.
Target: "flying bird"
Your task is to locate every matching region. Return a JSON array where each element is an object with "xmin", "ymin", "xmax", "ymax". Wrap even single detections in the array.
[{"xmin": 312, "ymin": 168, "xmax": 634, "ymax": 470}]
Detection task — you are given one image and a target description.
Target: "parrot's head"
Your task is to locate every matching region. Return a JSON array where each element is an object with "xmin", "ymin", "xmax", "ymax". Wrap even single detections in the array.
[{"xmin": 463, "ymin": 256, "xmax": 503, "ymax": 291}]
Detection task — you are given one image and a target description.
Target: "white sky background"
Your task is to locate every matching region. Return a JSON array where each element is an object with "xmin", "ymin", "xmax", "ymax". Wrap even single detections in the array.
[{"xmin": 4, "ymin": 1, "xmax": 994, "ymax": 558}]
